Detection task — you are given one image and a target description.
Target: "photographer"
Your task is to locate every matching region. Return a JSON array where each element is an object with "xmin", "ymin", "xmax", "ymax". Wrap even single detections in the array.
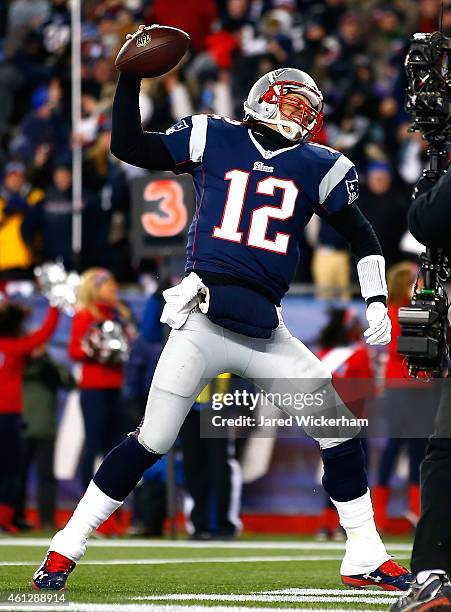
[{"xmin": 390, "ymin": 161, "xmax": 451, "ymax": 611}]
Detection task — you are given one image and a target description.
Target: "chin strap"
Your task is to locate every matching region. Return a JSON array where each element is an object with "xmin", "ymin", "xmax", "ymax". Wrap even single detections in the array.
[
  {"xmin": 273, "ymin": 96, "xmax": 304, "ymax": 140},
  {"xmin": 275, "ymin": 116, "xmax": 304, "ymax": 141}
]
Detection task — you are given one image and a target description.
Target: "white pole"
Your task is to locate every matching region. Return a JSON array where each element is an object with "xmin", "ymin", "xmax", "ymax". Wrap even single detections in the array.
[{"xmin": 70, "ymin": 0, "xmax": 82, "ymax": 266}]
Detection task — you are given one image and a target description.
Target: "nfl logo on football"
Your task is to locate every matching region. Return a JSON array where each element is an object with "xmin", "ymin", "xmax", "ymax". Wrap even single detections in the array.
[{"xmin": 136, "ymin": 31, "xmax": 151, "ymax": 48}]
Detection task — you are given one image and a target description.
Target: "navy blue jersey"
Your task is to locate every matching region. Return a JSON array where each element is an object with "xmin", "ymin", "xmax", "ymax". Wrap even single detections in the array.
[{"xmin": 160, "ymin": 115, "xmax": 359, "ymax": 303}]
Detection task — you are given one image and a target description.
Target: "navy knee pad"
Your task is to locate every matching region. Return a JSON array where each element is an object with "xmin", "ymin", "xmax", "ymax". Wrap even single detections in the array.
[
  {"xmin": 321, "ymin": 438, "xmax": 367, "ymax": 502},
  {"xmin": 93, "ymin": 433, "xmax": 162, "ymax": 501}
]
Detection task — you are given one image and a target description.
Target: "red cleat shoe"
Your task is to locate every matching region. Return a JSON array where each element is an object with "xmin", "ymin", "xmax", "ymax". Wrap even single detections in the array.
[
  {"xmin": 32, "ymin": 551, "xmax": 76, "ymax": 591},
  {"xmin": 342, "ymin": 559, "xmax": 415, "ymax": 591}
]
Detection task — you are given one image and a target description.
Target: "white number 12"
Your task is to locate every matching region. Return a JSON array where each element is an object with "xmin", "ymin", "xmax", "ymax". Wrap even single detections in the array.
[{"xmin": 212, "ymin": 170, "xmax": 298, "ymax": 254}]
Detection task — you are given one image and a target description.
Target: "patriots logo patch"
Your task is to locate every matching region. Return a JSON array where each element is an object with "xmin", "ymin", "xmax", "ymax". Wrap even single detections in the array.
[
  {"xmin": 166, "ymin": 119, "xmax": 189, "ymax": 135},
  {"xmin": 346, "ymin": 179, "xmax": 359, "ymax": 204}
]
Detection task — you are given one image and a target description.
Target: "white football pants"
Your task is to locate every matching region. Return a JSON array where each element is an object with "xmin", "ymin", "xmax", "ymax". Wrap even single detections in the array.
[
  {"xmin": 50, "ymin": 310, "xmax": 389, "ymax": 574},
  {"xmin": 138, "ymin": 310, "xmax": 358, "ymax": 454}
]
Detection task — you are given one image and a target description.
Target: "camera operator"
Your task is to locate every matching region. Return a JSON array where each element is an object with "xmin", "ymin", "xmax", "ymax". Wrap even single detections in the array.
[
  {"xmin": 390, "ymin": 156, "xmax": 451, "ymax": 612},
  {"xmin": 388, "ymin": 29, "xmax": 451, "ymax": 610}
]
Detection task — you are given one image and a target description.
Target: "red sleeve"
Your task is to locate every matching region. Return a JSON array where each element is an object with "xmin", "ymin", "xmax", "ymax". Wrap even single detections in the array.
[
  {"xmin": 68, "ymin": 310, "xmax": 94, "ymax": 361},
  {"xmin": 15, "ymin": 306, "xmax": 59, "ymax": 355},
  {"xmin": 348, "ymin": 347, "xmax": 374, "ymax": 379},
  {"xmin": 347, "ymin": 347, "xmax": 375, "ymax": 398},
  {"xmin": 388, "ymin": 304, "xmax": 401, "ymax": 359}
]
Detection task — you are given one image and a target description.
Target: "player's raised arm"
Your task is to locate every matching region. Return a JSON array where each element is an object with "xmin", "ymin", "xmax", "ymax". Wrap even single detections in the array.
[
  {"xmin": 110, "ymin": 71, "xmax": 176, "ymax": 171},
  {"xmin": 111, "ymin": 22, "xmax": 192, "ymax": 172}
]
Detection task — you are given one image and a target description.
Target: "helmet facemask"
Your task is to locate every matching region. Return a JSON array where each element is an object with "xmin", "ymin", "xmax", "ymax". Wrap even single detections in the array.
[{"xmin": 257, "ymin": 80, "xmax": 323, "ymax": 141}]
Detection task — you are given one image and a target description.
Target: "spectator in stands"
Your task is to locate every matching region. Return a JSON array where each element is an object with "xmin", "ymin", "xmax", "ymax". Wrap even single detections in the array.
[
  {"xmin": 82, "ymin": 122, "xmax": 129, "ymax": 273},
  {"xmin": 0, "ymin": 0, "xmax": 444, "ymax": 285},
  {"xmin": 309, "ymin": 217, "xmax": 351, "ymax": 301},
  {"xmin": 0, "ymin": 45, "xmax": 23, "ymax": 141},
  {"xmin": 0, "ymin": 294, "xmax": 59, "ymax": 533},
  {"xmin": 329, "ymin": 12, "xmax": 366, "ymax": 84},
  {"xmin": 315, "ymin": 307, "xmax": 373, "ymax": 541},
  {"xmin": 27, "ymin": 143, "xmax": 53, "ymax": 189},
  {"xmin": 15, "ymin": 346, "xmax": 75, "ymax": 531},
  {"xmin": 304, "ymin": 0, "xmax": 348, "ymax": 36},
  {"xmin": 146, "ymin": 0, "xmax": 217, "ymax": 53},
  {"xmin": 357, "ymin": 161, "xmax": 409, "ymax": 268},
  {"xmin": 16, "ymin": 80, "xmax": 68, "ymax": 166},
  {"xmin": 24, "ymin": 159, "xmax": 74, "ymax": 268},
  {"xmin": 41, "ymin": 160, "xmax": 73, "ymax": 266},
  {"xmin": 7, "ymin": 0, "xmax": 50, "ymax": 33},
  {"xmin": 0, "ymin": 161, "xmax": 44, "ymax": 277}
]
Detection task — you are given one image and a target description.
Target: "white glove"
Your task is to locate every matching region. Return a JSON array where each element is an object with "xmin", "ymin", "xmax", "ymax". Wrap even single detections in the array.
[
  {"xmin": 160, "ymin": 272, "xmax": 209, "ymax": 329},
  {"xmin": 364, "ymin": 301, "xmax": 391, "ymax": 345}
]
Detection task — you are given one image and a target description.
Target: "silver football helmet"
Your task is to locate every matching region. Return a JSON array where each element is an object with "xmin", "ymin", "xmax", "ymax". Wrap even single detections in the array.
[{"xmin": 243, "ymin": 68, "xmax": 324, "ymax": 142}]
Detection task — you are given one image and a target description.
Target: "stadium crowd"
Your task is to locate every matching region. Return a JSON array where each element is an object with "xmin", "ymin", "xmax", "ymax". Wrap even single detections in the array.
[
  {"xmin": 0, "ymin": 0, "xmax": 449, "ymax": 286},
  {"xmin": 0, "ymin": 0, "xmax": 449, "ymax": 537}
]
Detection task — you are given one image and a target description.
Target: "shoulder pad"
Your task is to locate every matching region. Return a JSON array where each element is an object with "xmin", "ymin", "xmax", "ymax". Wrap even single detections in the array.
[{"xmin": 208, "ymin": 114, "xmax": 243, "ymax": 126}]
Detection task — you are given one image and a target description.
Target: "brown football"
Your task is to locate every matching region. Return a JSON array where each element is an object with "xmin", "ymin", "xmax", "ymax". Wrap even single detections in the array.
[{"xmin": 115, "ymin": 25, "xmax": 190, "ymax": 78}]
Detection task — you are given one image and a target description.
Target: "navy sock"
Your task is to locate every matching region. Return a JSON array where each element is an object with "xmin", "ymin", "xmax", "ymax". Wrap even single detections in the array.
[
  {"xmin": 321, "ymin": 438, "xmax": 367, "ymax": 502},
  {"xmin": 93, "ymin": 434, "xmax": 162, "ymax": 501}
]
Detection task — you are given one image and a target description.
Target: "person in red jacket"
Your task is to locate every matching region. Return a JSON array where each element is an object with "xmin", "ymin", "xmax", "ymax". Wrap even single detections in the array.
[
  {"xmin": 316, "ymin": 307, "xmax": 374, "ymax": 540},
  {"xmin": 373, "ymin": 262, "xmax": 434, "ymax": 532},
  {"xmin": 0, "ymin": 294, "xmax": 59, "ymax": 533},
  {"xmin": 69, "ymin": 268, "xmax": 133, "ymax": 521},
  {"xmin": 146, "ymin": 0, "xmax": 217, "ymax": 53}
]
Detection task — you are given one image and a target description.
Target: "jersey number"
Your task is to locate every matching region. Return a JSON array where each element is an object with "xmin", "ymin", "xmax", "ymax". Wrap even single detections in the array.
[{"xmin": 212, "ymin": 170, "xmax": 298, "ymax": 254}]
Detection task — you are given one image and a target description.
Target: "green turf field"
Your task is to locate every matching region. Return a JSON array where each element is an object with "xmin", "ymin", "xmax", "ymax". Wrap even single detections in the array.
[{"xmin": 0, "ymin": 536, "xmax": 412, "ymax": 612}]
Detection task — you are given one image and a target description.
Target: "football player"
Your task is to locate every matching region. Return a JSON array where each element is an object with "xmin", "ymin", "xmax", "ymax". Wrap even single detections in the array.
[{"xmin": 33, "ymin": 26, "xmax": 412, "ymax": 592}]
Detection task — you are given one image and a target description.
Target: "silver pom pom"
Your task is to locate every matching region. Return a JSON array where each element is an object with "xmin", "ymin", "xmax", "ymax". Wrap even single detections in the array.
[
  {"xmin": 82, "ymin": 320, "xmax": 129, "ymax": 364},
  {"xmin": 34, "ymin": 261, "xmax": 80, "ymax": 316}
]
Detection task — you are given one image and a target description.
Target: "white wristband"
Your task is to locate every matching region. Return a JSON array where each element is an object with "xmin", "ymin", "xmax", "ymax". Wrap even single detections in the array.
[{"xmin": 357, "ymin": 255, "xmax": 388, "ymax": 300}]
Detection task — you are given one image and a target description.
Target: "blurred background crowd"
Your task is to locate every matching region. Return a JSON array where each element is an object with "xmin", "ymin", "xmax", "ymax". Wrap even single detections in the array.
[
  {"xmin": 0, "ymin": 0, "xmax": 449, "ymax": 285},
  {"xmin": 0, "ymin": 0, "xmax": 448, "ymax": 540}
]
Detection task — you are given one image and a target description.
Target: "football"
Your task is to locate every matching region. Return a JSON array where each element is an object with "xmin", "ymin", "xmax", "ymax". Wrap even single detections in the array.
[{"xmin": 115, "ymin": 25, "xmax": 190, "ymax": 78}]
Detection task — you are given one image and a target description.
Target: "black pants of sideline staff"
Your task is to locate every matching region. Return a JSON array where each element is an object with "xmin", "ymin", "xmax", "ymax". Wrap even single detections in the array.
[
  {"xmin": 180, "ymin": 409, "xmax": 241, "ymax": 538},
  {"xmin": 0, "ymin": 413, "xmax": 22, "ymax": 508},
  {"xmin": 411, "ymin": 379, "xmax": 451, "ymax": 574},
  {"xmin": 80, "ymin": 389, "xmax": 125, "ymax": 489},
  {"xmin": 16, "ymin": 437, "xmax": 56, "ymax": 528}
]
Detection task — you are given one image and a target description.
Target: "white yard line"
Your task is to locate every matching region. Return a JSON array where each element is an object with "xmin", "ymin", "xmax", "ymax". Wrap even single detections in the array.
[
  {"xmin": 263, "ymin": 589, "xmax": 399, "ymax": 596},
  {"xmin": 0, "ymin": 589, "xmax": 398, "ymax": 611},
  {"xmin": 0, "ymin": 606, "xmax": 383, "ymax": 612},
  {"xmin": 0, "ymin": 538, "xmax": 412, "ymax": 553},
  {"xmin": 1, "ymin": 555, "xmax": 344, "ymax": 566},
  {"xmin": 132, "ymin": 593, "xmax": 398, "ymax": 605}
]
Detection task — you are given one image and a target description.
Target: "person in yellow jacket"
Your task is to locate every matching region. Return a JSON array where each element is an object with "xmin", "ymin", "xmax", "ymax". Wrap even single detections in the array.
[{"xmin": 0, "ymin": 162, "xmax": 44, "ymax": 274}]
